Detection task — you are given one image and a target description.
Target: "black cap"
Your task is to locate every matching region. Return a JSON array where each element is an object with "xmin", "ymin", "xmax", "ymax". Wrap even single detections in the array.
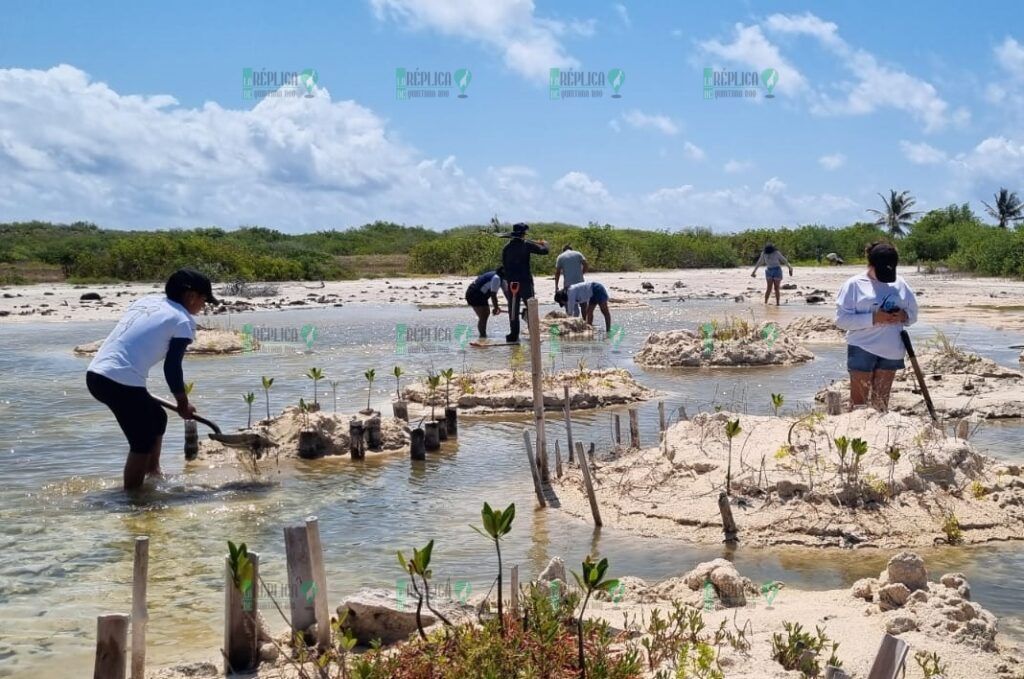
[
  {"xmin": 165, "ymin": 268, "xmax": 218, "ymax": 304},
  {"xmin": 512, "ymin": 222, "xmax": 529, "ymax": 235},
  {"xmin": 867, "ymin": 243, "xmax": 899, "ymax": 283}
]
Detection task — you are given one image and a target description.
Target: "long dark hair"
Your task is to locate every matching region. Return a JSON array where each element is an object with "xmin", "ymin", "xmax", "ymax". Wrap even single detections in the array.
[{"xmin": 763, "ymin": 242, "xmax": 777, "ymax": 254}]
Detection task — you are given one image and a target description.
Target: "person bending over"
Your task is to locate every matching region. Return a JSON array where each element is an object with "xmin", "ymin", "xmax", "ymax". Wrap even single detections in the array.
[
  {"xmin": 835, "ymin": 242, "xmax": 918, "ymax": 410},
  {"xmin": 465, "ymin": 268, "xmax": 504, "ymax": 338},
  {"xmin": 557, "ymin": 280, "xmax": 612, "ymax": 333},
  {"xmin": 86, "ymin": 268, "xmax": 217, "ymax": 491}
]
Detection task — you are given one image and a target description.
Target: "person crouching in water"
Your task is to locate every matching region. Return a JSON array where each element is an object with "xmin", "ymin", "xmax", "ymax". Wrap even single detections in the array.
[
  {"xmin": 556, "ymin": 280, "xmax": 612, "ymax": 333},
  {"xmin": 86, "ymin": 268, "xmax": 216, "ymax": 491},
  {"xmin": 751, "ymin": 243, "xmax": 794, "ymax": 305},
  {"xmin": 835, "ymin": 242, "xmax": 918, "ymax": 410},
  {"xmin": 465, "ymin": 267, "xmax": 504, "ymax": 338},
  {"xmin": 501, "ymin": 222, "xmax": 549, "ymax": 343}
]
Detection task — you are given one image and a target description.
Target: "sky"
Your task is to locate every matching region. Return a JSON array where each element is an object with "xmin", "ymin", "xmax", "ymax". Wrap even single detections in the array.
[{"xmin": 0, "ymin": 0, "xmax": 1022, "ymax": 233}]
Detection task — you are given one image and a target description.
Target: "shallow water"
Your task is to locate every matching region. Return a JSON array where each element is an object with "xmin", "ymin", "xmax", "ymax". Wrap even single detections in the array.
[{"xmin": 1, "ymin": 299, "xmax": 1023, "ymax": 677}]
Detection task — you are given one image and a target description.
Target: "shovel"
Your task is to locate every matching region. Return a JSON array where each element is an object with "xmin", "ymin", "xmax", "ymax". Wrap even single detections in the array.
[
  {"xmin": 900, "ymin": 330, "xmax": 938, "ymax": 423},
  {"xmin": 152, "ymin": 395, "xmax": 278, "ymax": 450}
]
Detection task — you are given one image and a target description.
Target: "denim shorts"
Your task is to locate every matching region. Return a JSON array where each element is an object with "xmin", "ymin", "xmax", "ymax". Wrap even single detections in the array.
[
  {"xmin": 847, "ymin": 344, "xmax": 905, "ymax": 372},
  {"xmin": 591, "ymin": 283, "xmax": 609, "ymax": 304},
  {"xmin": 765, "ymin": 266, "xmax": 783, "ymax": 280}
]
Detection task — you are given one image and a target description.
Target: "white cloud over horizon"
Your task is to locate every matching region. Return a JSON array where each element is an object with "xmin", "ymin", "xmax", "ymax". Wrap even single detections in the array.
[{"xmin": 619, "ymin": 109, "xmax": 680, "ymax": 136}]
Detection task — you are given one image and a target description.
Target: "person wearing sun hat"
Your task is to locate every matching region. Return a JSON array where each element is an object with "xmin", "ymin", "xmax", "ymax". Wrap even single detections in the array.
[
  {"xmin": 500, "ymin": 222, "xmax": 549, "ymax": 343},
  {"xmin": 834, "ymin": 242, "xmax": 919, "ymax": 410},
  {"xmin": 86, "ymin": 268, "xmax": 218, "ymax": 491}
]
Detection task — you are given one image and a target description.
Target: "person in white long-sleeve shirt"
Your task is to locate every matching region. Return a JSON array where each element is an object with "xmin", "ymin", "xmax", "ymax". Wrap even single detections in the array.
[
  {"xmin": 834, "ymin": 242, "xmax": 918, "ymax": 410},
  {"xmin": 555, "ymin": 280, "xmax": 612, "ymax": 332}
]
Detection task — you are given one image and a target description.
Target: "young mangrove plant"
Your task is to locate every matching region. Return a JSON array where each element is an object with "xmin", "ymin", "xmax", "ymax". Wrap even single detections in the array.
[
  {"xmin": 364, "ymin": 369, "xmax": 376, "ymax": 413},
  {"xmin": 471, "ymin": 502, "xmax": 515, "ymax": 634},
  {"xmin": 393, "ymin": 365, "xmax": 404, "ymax": 400},
  {"xmin": 397, "ymin": 539, "xmax": 452, "ymax": 640},
  {"xmin": 227, "ymin": 540, "xmax": 255, "ymax": 607},
  {"xmin": 886, "ymin": 445, "xmax": 902, "ymax": 496},
  {"xmin": 849, "ymin": 437, "xmax": 869, "ymax": 486},
  {"xmin": 426, "ymin": 373, "xmax": 441, "ymax": 422},
  {"xmin": 770, "ymin": 392, "xmax": 784, "ymax": 417},
  {"xmin": 298, "ymin": 398, "xmax": 311, "ymax": 430},
  {"xmin": 571, "ymin": 555, "xmax": 620, "ymax": 679},
  {"xmin": 242, "ymin": 392, "xmax": 255, "ymax": 428},
  {"xmin": 184, "ymin": 381, "xmax": 195, "ymax": 397},
  {"xmin": 261, "ymin": 376, "xmax": 274, "ymax": 420},
  {"xmin": 770, "ymin": 621, "xmax": 841, "ymax": 678},
  {"xmin": 441, "ymin": 368, "xmax": 455, "ymax": 408},
  {"xmin": 305, "ymin": 367, "xmax": 324, "ymax": 407},
  {"xmin": 724, "ymin": 418, "xmax": 741, "ymax": 495},
  {"xmin": 915, "ymin": 650, "xmax": 948, "ymax": 679},
  {"xmin": 834, "ymin": 435, "xmax": 850, "ymax": 480},
  {"xmin": 329, "ymin": 380, "xmax": 340, "ymax": 414}
]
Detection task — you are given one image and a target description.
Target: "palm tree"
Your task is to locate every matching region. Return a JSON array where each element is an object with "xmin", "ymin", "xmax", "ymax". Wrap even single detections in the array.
[
  {"xmin": 867, "ymin": 189, "xmax": 921, "ymax": 237},
  {"xmin": 982, "ymin": 188, "xmax": 1024, "ymax": 228}
]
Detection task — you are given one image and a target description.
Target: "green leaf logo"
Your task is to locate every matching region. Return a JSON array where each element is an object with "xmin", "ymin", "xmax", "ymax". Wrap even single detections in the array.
[
  {"xmin": 761, "ymin": 68, "xmax": 778, "ymax": 97},
  {"xmin": 300, "ymin": 324, "xmax": 318, "ymax": 350},
  {"xmin": 608, "ymin": 68, "xmax": 625, "ymax": 97},
  {"xmin": 299, "ymin": 68, "xmax": 318, "ymax": 97},
  {"xmin": 454, "ymin": 68, "xmax": 472, "ymax": 97},
  {"xmin": 301, "ymin": 580, "xmax": 317, "ymax": 604}
]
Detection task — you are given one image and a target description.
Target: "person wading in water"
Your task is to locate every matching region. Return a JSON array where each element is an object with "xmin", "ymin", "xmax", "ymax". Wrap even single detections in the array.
[
  {"xmin": 750, "ymin": 242, "xmax": 794, "ymax": 305},
  {"xmin": 86, "ymin": 268, "xmax": 217, "ymax": 491},
  {"xmin": 501, "ymin": 223, "xmax": 549, "ymax": 343}
]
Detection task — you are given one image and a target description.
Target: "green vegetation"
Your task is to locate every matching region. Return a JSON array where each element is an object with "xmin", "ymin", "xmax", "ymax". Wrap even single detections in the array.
[
  {"xmin": 724, "ymin": 418, "xmax": 741, "ymax": 496},
  {"xmin": 770, "ymin": 621, "xmax": 842, "ymax": 678},
  {"xmin": 6, "ymin": 198, "xmax": 1024, "ymax": 285},
  {"xmin": 571, "ymin": 556, "xmax": 621, "ymax": 678},
  {"xmin": 242, "ymin": 392, "xmax": 255, "ymax": 428},
  {"xmin": 915, "ymin": 650, "xmax": 949, "ymax": 679},
  {"xmin": 260, "ymin": 376, "xmax": 274, "ymax": 421},
  {"xmin": 471, "ymin": 502, "xmax": 515, "ymax": 635}
]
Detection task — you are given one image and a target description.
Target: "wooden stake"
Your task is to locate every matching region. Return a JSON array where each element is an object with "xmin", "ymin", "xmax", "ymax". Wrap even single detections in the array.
[
  {"xmin": 130, "ymin": 537, "xmax": 148, "ymax": 679},
  {"xmin": 658, "ymin": 401, "xmax": 666, "ymax": 433},
  {"xmin": 94, "ymin": 614, "xmax": 129, "ymax": 679},
  {"xmin": 522, "ymin": 429, "xmax": 547, "ymax": 508},
  {"xmin": 826, "ymin": 391, "xmax": 843, "ymax": 416},
  {"xmin": 576, "ymin": 441, "xmax": 602, "ymax": 527},
  {"xmin": 283, "ymin": 526, "xmax": 316, "ymax": 636},
  {"xmin": 305, "ymin": 516, "xmax": 331, "ymax": 651},
  {"xmin": 613, "ymin": 415, "xmax": 622, "ymax": 448},
  {"xmin": 510, "ymin": 565, "xmax": 520, "ymax": 614},
  {"xmin": 718, "ymin": 493, "xmax": 738, "ymax": 543},
  {"xmin": 224, "ymin": 552, "xmax": 260, "ymax": 674},
  {"xmin": 628, "ymin": 409, "xmax": 640, "ymax": 449},
  {"xmin": 563, "ymin": 385, "xmax": 574, "ymax": 463},
  {"xmin": 349, "ymin": 419, "xmax": 366, "ymax": 459},
  {"xmin": 527, "ymin": 298, "xmax": 548, "ymax": 483},
  {"xmin": 554, "ymin": 440, "xmax": 563, "ymax": 479},
  {"xmin": 183, "ymin": 420, "xmax": 198, "ymax": 461}
]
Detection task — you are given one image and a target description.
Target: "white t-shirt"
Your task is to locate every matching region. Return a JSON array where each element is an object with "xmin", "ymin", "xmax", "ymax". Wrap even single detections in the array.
[
  {"xmin": 566, "ymin": 281, "xmax": 594, "ymax": 317},
  {"xmin": 482, "ymin": 275, "xmax": 501, "ymax": 295},
  {"xmin": 834, "ymin": 273, "xmax": 918, "ymax": 360},
  {"xmin": 88, "ymin": 295, "xmax": 196, "ymax": 387}
]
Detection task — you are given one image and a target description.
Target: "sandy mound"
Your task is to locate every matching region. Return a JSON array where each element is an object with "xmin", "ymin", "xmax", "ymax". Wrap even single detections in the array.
[
  {"xmin": 540, "ymin": 310, "xmax": 595, "ymax": 338},
  {"xmin": 818, "ymin": 347, "xmax": 1024, "ymax": 419},
  {"xmin": 402, "ymin": 368, "xmax": 652, "ymax": 414},
  {"xmin": 635, "ymin": 321, "xmax": 813, "ymax": 367},
  {"xmin": 555, "ymin": 408, "xmax": 1024, "ymax": 548},
  {"xmin": 198, "ymin": 406, "xmax": 408, "ymax": 460},
  {"xmin": 784, "ymin": 315, "xmax": 846, "ymax": 344},
  {"xmin": 74, "ymin": 328, "xmax": 254, "ymax": 355}
]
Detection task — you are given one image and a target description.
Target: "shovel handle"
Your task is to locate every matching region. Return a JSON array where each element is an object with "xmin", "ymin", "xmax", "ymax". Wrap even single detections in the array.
[
  {"xmin": 900, "ymin": 330, "xmax": 938, "ymax": 423},
  {"xmin": 151, "ymin": 395, "xmax": 223, "ymax": 435}
]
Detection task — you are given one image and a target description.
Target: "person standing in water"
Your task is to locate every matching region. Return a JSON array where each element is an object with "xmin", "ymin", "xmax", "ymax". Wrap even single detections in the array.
[
  {"xmin": 835, "ymin": 242, "xmax": 918, "ymax": 410},
  {"xmin": 751, "ymin": 243, "xmax": 794, "ymax": 305},
  {"xmin": 86, "ymin": 268, "xmax": 217, "ymax": 491},
  {"xmin": 465, "ymin": 267, "xmax": 504, "ymax": 338},
  {"xmin": 501, "ymin": 222, "xmax": 549, "ymax": 343},
  {"xmin": 554, "ymin": 244, "xmax": 588, "ymax": 293}
]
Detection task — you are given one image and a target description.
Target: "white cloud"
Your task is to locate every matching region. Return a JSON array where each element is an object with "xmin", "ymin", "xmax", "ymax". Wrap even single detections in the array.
[
  {"xmin": 671, "ymin": 28, "xmax": 682, "ymax": 38},
  {"xmin": 613, "ymin": 3, "xmax": 630, "ymax": 27},
  {"xmin": 608, "ymin": 119, "xmax": 621, "ymax": 133},
  {"xmin": 699, "ymin": 23, "xmax": 808, "ymax": 95},
  {"xmin": 723, "ymin": 159, "xmax": 753, "ymax": 173},
  {"xmin": 370, "ymin": 0, "xmax": 586, "ymax": 80},
  {"xmin": 951, "ymin": 137, "xmax": 1024, "ymax": 182},
  {"xmin": 620, "ymin": 109, "xmax": 679, "ymax": 136},
  {"xmin": 818, "ymin": 153, "xmax": 846, "ymax": 170},
  {"xmin": 763, "ymin": 177, "xmax": 786, "ymax": 194},
  {"xmin": 683, "ymin": 141, "xmax": 706, "ymax": 161},
  {"xmin": 994, "ymin": 36, "xmax": 1024, "ymax": 75},
  {"xmin": 900, "ymin": 140, "xmax": 947, "ymax": 165},
  {"xmin": 647, "ymin": 184, "xmax": 693, "ymax": 202},
  {"xmin": 553, "ymin": 171, "xmax": 609, "ymax": 199}
]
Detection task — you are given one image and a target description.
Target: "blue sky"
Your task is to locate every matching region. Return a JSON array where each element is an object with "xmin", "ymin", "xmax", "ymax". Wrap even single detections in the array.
[{"xmin": 1, "ymin": 1, "xmax": 1022, "ymax": 232}]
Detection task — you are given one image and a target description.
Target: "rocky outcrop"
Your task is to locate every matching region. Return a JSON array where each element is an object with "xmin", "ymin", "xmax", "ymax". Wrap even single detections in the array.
[
  {"xmin": 540, "ymin": 311, "xmax": 595, "ymax": 338},
  {"xmin": 635, "ymin": 323, "xmax": 813, "ymax": 368},
  {"xmin": 336, "ymin": 588, "xmax": 473, "ymax": 645},
  {"xmin": 784, "ymin": 315, "xmax": 845, "ymax": 344},
  {"xmin": 679, "ymin": 559, "xmax": 753, "ymax": 607},
  {"xmin": 74, "ymin": 328, "xmax": 256, "ymax": 355}
]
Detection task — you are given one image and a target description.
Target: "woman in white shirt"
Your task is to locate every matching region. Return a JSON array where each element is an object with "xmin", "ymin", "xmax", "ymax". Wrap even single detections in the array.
[
  {"xmin": 834, "ymin": 242, "xmax": 918, "ymax": 410},
  {"xmin": 750, "ymin": 243, "xmax": 794, "ymax": 305}
]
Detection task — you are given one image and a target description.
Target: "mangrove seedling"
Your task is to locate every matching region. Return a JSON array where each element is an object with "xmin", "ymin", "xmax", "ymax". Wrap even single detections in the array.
[
  {"xmin": 393, "ymin": 365, "xmax": 404, "ymax": 400},
  {"xmin": 886, "ymin": 445, "xmax": 902, "ymax": 496},
  {"xmin": 571, "ymin": 556, "xmax": 619, "ymax": 679},
  {"xmin": 724, "ymin": 418, "xmax": 741, "ymax": 496},
  {"xmin": 261, "ymin": 376, "xmax": 274, "ymax": 420},
  {"xmin": 298, "ymin": 398, "xmax": 310, "ymax": 430},
  {"xmin": 426, "ymin": 373, "xmax": 442, "ymax": 422},
  {"xmin": 915, "ymin": 650, "xmax": 948, "ymax": 679},
  {"xmin": 364, "ymin": 369, "xmax": 376, "ymax": 413},
  {"xmin": 305, "ymin": 367, "xmax": 324, "ymax": 407},
  {"xmin": 184, "ymin": 381, "xmax": 195, "ymax": 396},
  {"xmin": 329, "ymin": 380, "xmax": 340, "ymax": 414},
  {"xmin": 441, "ymin": 368, "xmax": 455, "ymax": 408},
  {"xmin": 850, "ymin": 437, "xmax": 868, "ymax": 485},
  {"xmin": 770, "ymin": 393, "xmax": 784, "ymax": 417},
  {"xmin": 227, "ymin": 540, "xmax": 254, "ymax": 604},
  {"xmin": 242, "ymin": 392, "xmax": 255, "ymax": 428},
  {"xmin": 471, "ymin": 502, "xmax": 515, "ymax": 634},
  {"xmin": 834, "ymin": 435, "xmax": 850, "ymax": 479},
  {"xmin": 397, "ymin": 539, "xmax": 452, "ymax": 640}
]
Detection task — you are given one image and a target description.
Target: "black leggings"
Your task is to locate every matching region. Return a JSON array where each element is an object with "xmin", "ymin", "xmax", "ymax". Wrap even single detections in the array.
[{"xmin": 87, "ymin": 372, "xmax": 167, "ymax": 453}]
